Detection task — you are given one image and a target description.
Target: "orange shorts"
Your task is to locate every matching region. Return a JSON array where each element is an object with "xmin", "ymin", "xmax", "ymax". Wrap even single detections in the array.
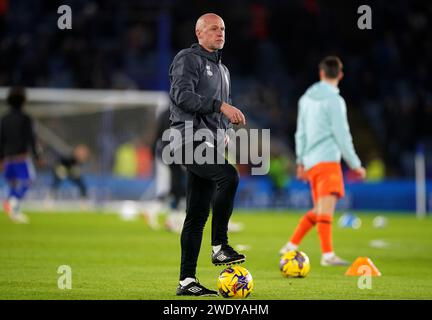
[{"xmin": 307, "ymin": 162, "xmax": 345, "ymax": 205}]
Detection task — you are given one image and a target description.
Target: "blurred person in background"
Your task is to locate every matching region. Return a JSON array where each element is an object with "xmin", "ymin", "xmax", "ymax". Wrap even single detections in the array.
[
  {"xmin": 268, "ymin": 144, "xmax": 292, "ymax": 205},
  {"xmin": 1, "ymin": 87, "xmax": 41, "ymax": 223},
  {"xmin": 279, "ymin": 56, "xmax": 366, "ymax": 266},
  {"xmin": 365, "ymin": 151, "xmax": 386, "ymax": 182},
  {"xmin": 142, "ymin": 106, "xmax": 187, "ymax": 232},
  {"xmin": 51, "ymin": 144, "xmax": 90, "ymax": 200}
]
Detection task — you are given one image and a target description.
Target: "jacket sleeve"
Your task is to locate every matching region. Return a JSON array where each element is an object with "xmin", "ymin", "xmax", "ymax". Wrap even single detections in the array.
[
  {"xmin": 295, "ymin": 98, "xmax": 306, "ymax": 165},
  {"xmin": 329, "ymin": 96, "xmax": 361, "ymax": 169},
  {"xmin": 169, "ymin": 53, "xmax": 222, "ymax": 115}
]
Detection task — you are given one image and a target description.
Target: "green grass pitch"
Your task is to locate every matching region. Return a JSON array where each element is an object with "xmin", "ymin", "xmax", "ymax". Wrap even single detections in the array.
[{"xmin": 1, "ymin": 210, "xmax": 431, "ymax": 300}]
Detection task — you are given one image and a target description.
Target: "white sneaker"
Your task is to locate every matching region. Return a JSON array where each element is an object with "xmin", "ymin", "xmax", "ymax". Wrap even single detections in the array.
[
  {"xmin": 10, "ymin": 213, "xmax": 30, "ymax": 224},
  {"xmin": 4, "ymin": 197, "xmax": 29, "ymax": 224},
  {"xmin": 142, "ymin": 210, "xmax": 160, "ymax": 230},
  {"xmin": 228, "ymin": 221, "xmax": 244, "ymax": 233},
  {"xmin": 279, "ymin": 242, "xmax": 298, "ymax": 256},
  {"xmin": 320, "ymin": 254, "xmax": 350, "ymax": 266},
  {"xmin": 165, "ymin": 211, "xmax": 186, "ymax": 234}
]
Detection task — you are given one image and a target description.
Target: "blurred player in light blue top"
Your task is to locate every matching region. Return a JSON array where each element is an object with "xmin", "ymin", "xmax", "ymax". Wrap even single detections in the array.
[
  {"xmin": 280, "ymin": 56, "xmax": 366, "ymax": 266},
  {"xmin": 295, "ymin": 75, "xmax": 362, "ymax": 171}
]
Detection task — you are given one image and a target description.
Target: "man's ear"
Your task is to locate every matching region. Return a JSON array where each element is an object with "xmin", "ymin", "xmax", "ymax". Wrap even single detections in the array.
[
  {"xmin": 338, "ymin": 71, "xmax": 344, "ymax": 81},
  {"xmin": 195, "ymin": 29, "xmax": 200, "ymax": 39}
]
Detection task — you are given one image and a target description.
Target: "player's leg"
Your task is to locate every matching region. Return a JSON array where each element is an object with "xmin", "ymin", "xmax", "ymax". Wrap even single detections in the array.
[
  {"xmin": 208, "ymin": 163, "xmax": 245, "ymax": 265},
  {"xmin": 165, "ymin": 163, "xmax": 186, "ymax": 233},
  {"xmin": 70, "ymin": 176, "xmax": 89, "ymax": 210},
  {"xmin": 71, "ymin": 177, "xmax": 87, "ymax": 198},
  {"xmin": 279, "ymin": 207, "xmax": 317, "ymax": 255},
  {"xmin": 177, "ymin": 170, "xmax": 217, "ymax": 296},
  {"xmin": 316, "ymin": 195, "xmax": 349, "ymax": 266},
  {"xmin": 16, "ymin": 159, "xmax": 35, "ymax": 218},
  {"xmin": 15, "ymin": 179, "xmax": 31, "ymax": 200},
  {"xmin": 314, "ymin": 163, "xmax": 349, "ymax": 266},
  {"xmin": 3, "ymin": 163, "xmax": 19, "ymax": 210},
  {"xmin": 51, "ymin": 167, "xmax": 63, "ymax": 199},
  {"xmin": 210, "ymin": 163, "xmax": 239, "ymax": 244},
  {"xmin": 180, "ymin": 170, "xmax": 213, "ymax": 279},
  {"xmin": 185, "ymin": 160, "xmax": 244, "ymax": 265},
  {"xmin": 183, "ymin": 159, "xmax": 245, "ymax": 266},
  {"xmin": 5, "ymin": 160, "xmax": 33, "ymax": 223},
  {"xmin": 316, "ymin": 194, "xmax": 337, "ymax": 256},
  {"xmin": 3, "ymin": 177, "xmax": 18, "ymax": 217},
  {"xmin": 280, "ymin": 169, "xmax": 318, "ymax": 255},
  {"xmin": 144, "ymin": 156, "xmax": 171, "ymax": 230},
  {"xmin": 15, "ymin": 158, "xmax": 34, "ymax": 201},
  {"xmin": 3, "ymin": 161, "xmax": 18, "ymax": 215},
  {"xmin": 170, "ymin": 163, "xmax": 185, "ymax": 209}
]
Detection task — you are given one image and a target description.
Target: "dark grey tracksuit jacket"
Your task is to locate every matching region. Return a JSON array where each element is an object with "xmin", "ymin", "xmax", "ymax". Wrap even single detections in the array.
[{"xmin": 168, "ymin": 43, "xmax": 232, "ymax": 152}]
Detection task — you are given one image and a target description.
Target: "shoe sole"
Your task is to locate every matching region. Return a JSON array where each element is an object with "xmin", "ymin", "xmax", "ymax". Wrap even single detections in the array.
[{"xmin": 213, "ymin": 257, "xmax": 246, "ymax": 266}]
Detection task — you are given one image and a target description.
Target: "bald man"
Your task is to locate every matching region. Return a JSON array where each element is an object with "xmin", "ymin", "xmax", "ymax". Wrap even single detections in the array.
[{"xmin": 168, "ymin": 13, "xmax": 247, "ymax": 296}]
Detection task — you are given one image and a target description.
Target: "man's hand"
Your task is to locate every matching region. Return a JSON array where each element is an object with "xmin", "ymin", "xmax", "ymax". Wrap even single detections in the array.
[
  {"xmin": 352, "ymin": 166, "xmax": 366, "ymax": 180},
  {"xmin": 296, "ymin": 164, "xmax": 307, "ymax": 181},
  {"xmin": 220, "ymin": 102, "xmax": 246, "ymax": 125}
]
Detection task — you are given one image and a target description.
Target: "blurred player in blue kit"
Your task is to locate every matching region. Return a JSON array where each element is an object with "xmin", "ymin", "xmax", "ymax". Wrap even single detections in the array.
[{"xmin": 1, "ymin": 87, "xmax": 41, "ymax": 223}]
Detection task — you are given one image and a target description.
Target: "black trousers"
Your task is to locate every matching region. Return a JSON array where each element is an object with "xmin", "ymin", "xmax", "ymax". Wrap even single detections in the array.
[{"xmin": 179, "ymin": 161, "xmax": 239, "ymax": 280}]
